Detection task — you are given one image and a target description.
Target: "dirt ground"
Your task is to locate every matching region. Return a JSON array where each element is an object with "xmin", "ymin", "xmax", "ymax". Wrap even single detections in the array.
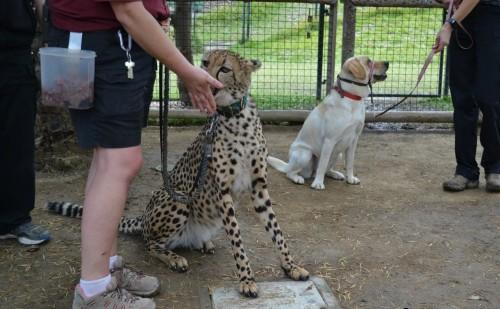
[{"xmin": 1, "ymin": 125, "xmax": 499, "ymax": 309}]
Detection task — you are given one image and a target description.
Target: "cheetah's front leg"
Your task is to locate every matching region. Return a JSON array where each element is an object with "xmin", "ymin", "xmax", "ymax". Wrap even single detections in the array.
[
  {"xmin": 219, "ymin": 194, "xmax": 258, "ymax": 298},
  {"xmin": 251, "ymin": 175, "xmax": 310, "ymax": 281},
  {"xmin": 147, "ymin": 239, "xmax": 189, "ymax": 272}
]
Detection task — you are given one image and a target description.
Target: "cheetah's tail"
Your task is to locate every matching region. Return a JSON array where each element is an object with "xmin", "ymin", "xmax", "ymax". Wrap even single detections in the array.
[
  {"xmin": 45, "ymin": 201, "xmax": 83, "ymax": 218},
  {"xmin": 266, "ymin": 156, "xmax": 289, "ymax": 173},
  {"xmin": 46, "ymin": 201, "xmax": 144, "ymax": 235},
  {"xmin": 119, "ymin": 216, "xmax": 144, "ymax": 235}
]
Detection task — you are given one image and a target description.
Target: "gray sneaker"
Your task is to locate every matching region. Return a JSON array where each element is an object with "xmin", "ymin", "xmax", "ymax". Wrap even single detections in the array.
[
  {"xmin": 486, "ymin": 173, "xmax": 500, "ymax": 193},
  {"xmin": 0, "ymin": 222, "xmax": 51, "ymax": 245},
  {"xmin": 442, "ymin": 175, "xmax": 479, "ymax": 192},
  {"xmin": 72, "ymin": 277, "xmax": 156, "ymax": 309},
  {"xmin": 112, "ymin": 256, "xmax": 160, "ymax": 297}
]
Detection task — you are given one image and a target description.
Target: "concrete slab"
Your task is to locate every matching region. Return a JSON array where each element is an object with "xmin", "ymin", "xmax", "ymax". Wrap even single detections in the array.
[{"xmin": 200, "ymin": 276, "xmax": 340, "ymax": 309}]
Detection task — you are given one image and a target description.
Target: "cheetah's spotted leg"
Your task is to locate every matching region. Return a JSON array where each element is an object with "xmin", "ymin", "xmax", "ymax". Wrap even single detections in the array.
[
  {"xmin": 147, "ymin": 239, "xmax": 189, "ymax": 272},
  {"xmin": 251, "ymin": 174, "xmax": 310, "ymax": 281},
  {"xmin": 218, "ymin": 194, "xmax": 258, "ymax": 298}
]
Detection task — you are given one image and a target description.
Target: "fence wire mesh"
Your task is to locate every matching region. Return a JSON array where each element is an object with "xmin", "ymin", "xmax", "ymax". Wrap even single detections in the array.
[
  {"xmin": 353, "ymin": 6, "xmax": 450, "ymax": 111},
  {"xmin": 158, "ymin": 0, "xmax": 332, "ymax": 110},
  {"xmin": 154, "ymin": 1, "xmax": 451, "ymax": 113}
]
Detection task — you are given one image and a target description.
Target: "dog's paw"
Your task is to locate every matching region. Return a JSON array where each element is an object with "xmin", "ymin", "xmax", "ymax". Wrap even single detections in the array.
[
  {"xmin": 326, "ymin": 170, "xmax": 345, "ymax": 181},
  {"xmin": 346, "ymin": 176, "xmax": 360, "ymax": 185},
  {"xmin": 311, "ymin": 180, "xmax": 325, "ymax": 190},
  {"xmin": 289, "ymin": 174, "xmax": 305, "ymax": 185}
]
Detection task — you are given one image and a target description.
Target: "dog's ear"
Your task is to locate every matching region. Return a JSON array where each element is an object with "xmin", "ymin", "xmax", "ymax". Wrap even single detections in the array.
[{"xmin": 346, "ymin": 58, "xmax": 367, "ymax": 80}]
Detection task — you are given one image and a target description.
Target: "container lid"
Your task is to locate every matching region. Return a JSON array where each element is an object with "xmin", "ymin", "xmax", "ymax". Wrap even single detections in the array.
[{"xmin": 39, "ymin": 47, "xmax": 96, "ymax": 58}]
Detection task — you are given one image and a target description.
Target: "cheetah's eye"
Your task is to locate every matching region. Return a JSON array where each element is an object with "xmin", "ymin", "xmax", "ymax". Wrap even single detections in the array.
[
  {"xmin": 219, "ymin": 67, "xmax": 231, "ymax": 73},
  {"xmin": 202, "ymin": 60, "xmax": 209, "ymax": 67}
]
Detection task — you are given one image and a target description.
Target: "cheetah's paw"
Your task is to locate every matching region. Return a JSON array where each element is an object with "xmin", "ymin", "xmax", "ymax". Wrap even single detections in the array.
[
  {"xmin": 282, "ymin": 264, "xmax": 310, "ymax": 281},
  {"xmin": 168, "ymin": 255, "xmax": 189, "ymax": 273},
  {"xmin": 239, "ymin": 280, "xmax": 258, "ymax": 298},
  {"xmin": 200, "ymin": 240, "xmax": 215, "ymax": 255}
]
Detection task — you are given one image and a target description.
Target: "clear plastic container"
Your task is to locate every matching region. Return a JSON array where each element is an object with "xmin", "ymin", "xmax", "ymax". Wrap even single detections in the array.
[{"xmin": 39, "ymin": 47, "xmax": 96, "ymax": 109}]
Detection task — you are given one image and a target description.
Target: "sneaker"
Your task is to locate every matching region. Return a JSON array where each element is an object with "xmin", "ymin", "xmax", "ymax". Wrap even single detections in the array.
[
  {"xmin": 72, "ymin": 277, "xmax": 156, "ymax": 309},
  {"xmin": 111, "ymin": 256, "xmax": 160, "ymax": 297},
  {"xmin": 0, "ymin": 222, "xmax": 51, "ymax": 245},
  {"xmin": 442, "ymin": 174, "xmax": 479, "ymax": 192},
  {"xmin": 486, "ymin": 173, "xmax": 500, "ymax": 193}
]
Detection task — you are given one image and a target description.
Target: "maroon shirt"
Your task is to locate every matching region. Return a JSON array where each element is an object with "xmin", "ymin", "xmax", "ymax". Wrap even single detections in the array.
[{"xmin": 50, "ymin": 0, "xmax": 169, "ymax": 32}]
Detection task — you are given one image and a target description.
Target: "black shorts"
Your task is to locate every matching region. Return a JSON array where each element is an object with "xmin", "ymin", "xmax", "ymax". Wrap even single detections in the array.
[{"xmin": 47, "ymin": 26, "xmax": 154, "ymax": 149}]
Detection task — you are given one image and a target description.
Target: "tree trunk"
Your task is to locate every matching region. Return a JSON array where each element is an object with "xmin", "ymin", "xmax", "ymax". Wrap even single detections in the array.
[{"xmin": 171, "ymin": 1, "xmax": 193, "ymax": 106}]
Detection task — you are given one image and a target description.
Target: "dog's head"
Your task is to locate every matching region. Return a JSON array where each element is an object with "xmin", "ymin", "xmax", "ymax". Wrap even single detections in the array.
[{"xmin": 338, "ymin": 56, "xmax": 389, "ymax": 97}]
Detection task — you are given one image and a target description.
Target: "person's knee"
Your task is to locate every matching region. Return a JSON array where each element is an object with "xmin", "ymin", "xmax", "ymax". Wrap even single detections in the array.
[
  {"xmin": 96, "ymin": 147, "xmax": 143, "ymax": 182},
  {"xmin": 476, "ymin": 95, "xmax": 499, "ymax": 114}
]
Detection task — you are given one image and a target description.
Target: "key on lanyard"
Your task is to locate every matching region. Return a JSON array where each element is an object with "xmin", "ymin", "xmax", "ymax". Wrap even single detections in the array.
[{"xmin": 118, "ymin": 30, "xmax": 135, "ymax": 79}]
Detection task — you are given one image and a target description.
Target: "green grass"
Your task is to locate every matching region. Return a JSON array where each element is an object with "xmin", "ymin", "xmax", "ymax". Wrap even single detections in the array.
[{"xmin": 156, "ymin": 3, "xmax": 450, "ymax": 111}]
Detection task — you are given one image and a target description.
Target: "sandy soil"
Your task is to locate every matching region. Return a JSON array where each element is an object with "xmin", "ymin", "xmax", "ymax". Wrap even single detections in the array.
[{"xmin": 1, "ymin": 126, "xmax": 499, "ymax": 309}]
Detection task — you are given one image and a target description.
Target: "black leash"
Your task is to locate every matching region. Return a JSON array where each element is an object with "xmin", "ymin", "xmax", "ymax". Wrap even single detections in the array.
[{"xmin": 158, "ymin": 64, "xmax": 218, "ymax": 205}]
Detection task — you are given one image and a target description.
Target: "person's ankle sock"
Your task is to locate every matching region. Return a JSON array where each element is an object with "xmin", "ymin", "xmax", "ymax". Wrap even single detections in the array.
[
  {"xmin": 109, "ymin": 255, "xmax": 119, "ymax": 270},
  {"xmin": 79, "ymin": 274, "xmax": 111, "ymax": 298}
]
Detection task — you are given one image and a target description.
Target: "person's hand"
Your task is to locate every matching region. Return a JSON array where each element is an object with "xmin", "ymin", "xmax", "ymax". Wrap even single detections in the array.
[
  {"xmin": 433, "ymin": 22, "xmax": 452, "ymax": 53},
  {"xmin": 181, "ymin": 66, "xmax": 223, "ymax": 114},
  {"xmin": 159, "ymin": 18, "xmax": 170, "ymax": 33}
]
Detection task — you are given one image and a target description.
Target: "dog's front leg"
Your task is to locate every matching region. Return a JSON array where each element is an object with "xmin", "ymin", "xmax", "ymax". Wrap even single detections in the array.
[
  {"xmin": 345, "ymin": 138, "xmax": 360, "ymax": 185},
  {"xmin": 311, "ymin": 139, "xmax": 336, "ymax": 190}
]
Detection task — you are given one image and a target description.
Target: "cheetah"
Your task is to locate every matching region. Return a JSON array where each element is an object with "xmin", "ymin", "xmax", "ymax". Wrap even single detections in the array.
[{"xmin": 47, "ymin": 49, "xmax": 309, "ymax": 298}]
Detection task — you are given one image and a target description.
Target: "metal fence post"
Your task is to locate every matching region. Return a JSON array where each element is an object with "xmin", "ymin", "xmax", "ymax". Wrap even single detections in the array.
[
  {"xmin": 326, "ymin": 2, "xmax": 338, "ymax": 96},
  {"xmin": 316, "ymin": 4, "xmax": 325, "ymax": 101}
]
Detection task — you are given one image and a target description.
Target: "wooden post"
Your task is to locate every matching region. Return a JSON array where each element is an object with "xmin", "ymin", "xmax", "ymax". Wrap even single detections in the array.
[{"xmin": 342, "ymin": 0, "xmax": 356, "ymax": 64}]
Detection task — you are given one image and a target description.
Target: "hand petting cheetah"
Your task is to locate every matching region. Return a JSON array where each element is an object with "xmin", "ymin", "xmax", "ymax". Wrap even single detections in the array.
[{"xmin": 46, "ymin": 49, "xmax": 309, "ymax": 298}]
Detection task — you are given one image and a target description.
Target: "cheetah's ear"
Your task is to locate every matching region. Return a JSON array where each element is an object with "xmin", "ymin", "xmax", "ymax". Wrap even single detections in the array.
[
  {"xmin": 346, "ymin": 58, "xmax": 366, "ymax": 80},
  {"xmin": 246, "ymin": 59, "xmax": 262, "ymax": 72}
]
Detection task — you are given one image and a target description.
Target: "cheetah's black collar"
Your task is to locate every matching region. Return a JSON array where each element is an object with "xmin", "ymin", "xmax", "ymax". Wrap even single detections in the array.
[{"xmin": 216, "ymin": 95, "xmax": 248, "ymax": 118}]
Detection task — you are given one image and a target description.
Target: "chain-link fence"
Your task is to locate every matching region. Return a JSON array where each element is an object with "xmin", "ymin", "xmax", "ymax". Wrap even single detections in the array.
[
  {"xmin": 154, "ymin": 0, "xmax": 451, "ymax": 115},
  {"xmin": 347, "ymin": 0, "xmax": 449, "ymax": 112}
]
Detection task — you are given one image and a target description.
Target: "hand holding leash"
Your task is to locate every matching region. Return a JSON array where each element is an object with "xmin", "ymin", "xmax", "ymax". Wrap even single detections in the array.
[{"xmin": 433, "ymin": 22, "xmax": 453, "ymax": 53}]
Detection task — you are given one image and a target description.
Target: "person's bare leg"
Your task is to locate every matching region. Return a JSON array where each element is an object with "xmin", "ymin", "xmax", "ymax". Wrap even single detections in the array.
[
  {"xmin": 80, "ymin": 146, "xmax": 143, "ymax": 280},
  {"xmin": 85, "ymin": 152, "xmax": 119, "ymax": 262},
  {"xmin": 85, "ymin": 151, "xmax": 97, "ymax": 195}
]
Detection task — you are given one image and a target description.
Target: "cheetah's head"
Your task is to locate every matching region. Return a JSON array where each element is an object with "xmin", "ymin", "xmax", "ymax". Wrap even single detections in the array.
[{"xmin": 201, "ymin": 49, "xmax": 261, "ymax": 107}]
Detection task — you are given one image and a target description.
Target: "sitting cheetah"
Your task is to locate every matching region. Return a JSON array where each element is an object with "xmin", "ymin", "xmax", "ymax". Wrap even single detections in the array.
[{"xmin": 47, "ymin": 50, "xmax": 309, "ymax": 297}]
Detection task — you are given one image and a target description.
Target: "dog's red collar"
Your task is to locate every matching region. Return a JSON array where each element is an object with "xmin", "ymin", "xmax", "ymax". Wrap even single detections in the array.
[{"xmin": 333, "ymin": 86, "xmax": 363, "ymax": 101}]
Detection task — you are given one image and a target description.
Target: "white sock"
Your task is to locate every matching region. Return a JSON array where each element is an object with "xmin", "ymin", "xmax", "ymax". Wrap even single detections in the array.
[
  {"xmin": 109, "ymin": 255, "xmax": 119, "ymax": 270},
  {"xmin": 79, "ymin": 274, "xmax": 112, "ymax": 298}
]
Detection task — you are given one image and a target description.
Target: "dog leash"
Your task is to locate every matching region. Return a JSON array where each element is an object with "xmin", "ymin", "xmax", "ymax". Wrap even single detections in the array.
[
  {"xmin": 158, "ymin": 64, "xmax": 218, "ymax": 205},
  {"xmin": 376, "ymin": 0, "xmax": 473, "ymax": 117}
]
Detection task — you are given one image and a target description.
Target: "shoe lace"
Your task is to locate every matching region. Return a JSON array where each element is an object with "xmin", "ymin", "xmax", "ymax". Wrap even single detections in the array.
[
  {"xmin": 106, "ymin": 286, "xmax": 139, "ymax": 303},
  {"xmin": 19, "ymin": 223, "xmax": 45, "ymax": 235},
  {"xmin": 113, "ymin": 265, "xmax": 145, "ymax": 288}
]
